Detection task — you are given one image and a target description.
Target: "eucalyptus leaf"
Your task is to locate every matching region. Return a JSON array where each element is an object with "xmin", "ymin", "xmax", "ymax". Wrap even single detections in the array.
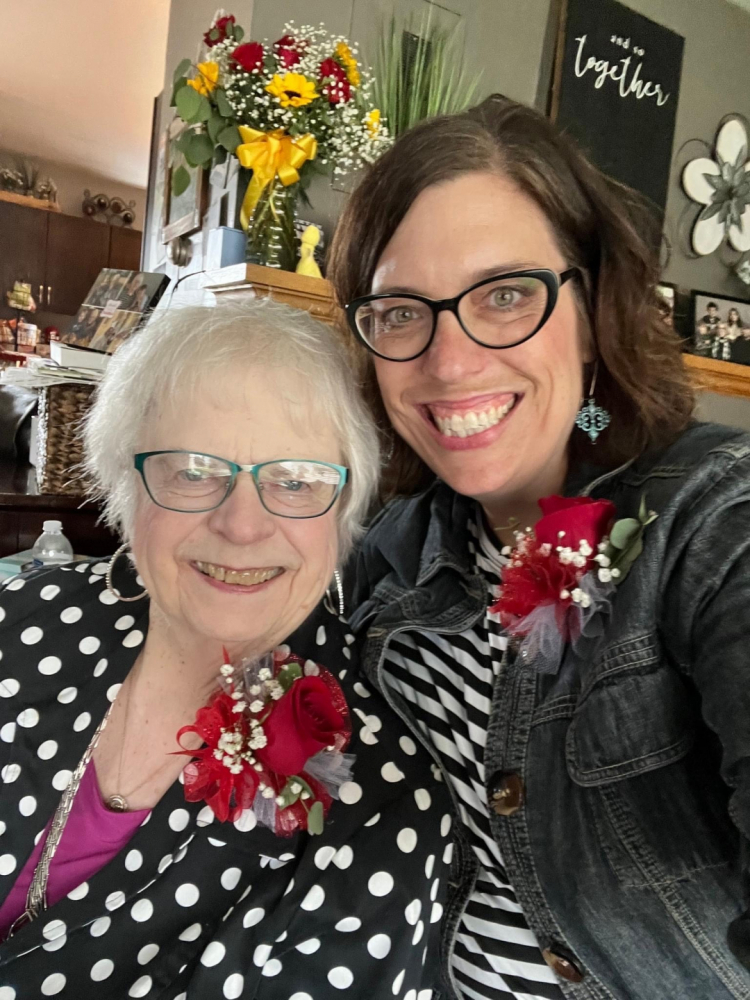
[
  {"xmin": 307, "ymin": 801, "xmax": 325, "ymax": 836},
  {"xmin": 175, "ymin": 128, "xmax": 194, "ymax": 154},
  {"xmin": 171, "ymin": 78, "xmax": 189, "ymax": 107},
  {"xmin": 208, "ymin": 113, "xmax": 224, "ymax": 143},
  {"xmin": 188, "ymin": 132, "xmax": 214, "ymax": 166},
  {"xmin": 234, "ymin": 25, "xmax": 244, "ymax": 42},
  {"xmin": 171, "ymin": 164, "xmax": 191, "ymax": 198},
  {"xmin": 176, "ymin": 85, "xmax": 202, "ymax": 122},
  {"xmin": 278, "ymin": 663, "xmax": 303, "ymax": 692},
  {"xmin": 216, "ymin": 90, "xmax": 234, "ymax": 118},
  {"xmin": 173, "ymin": 58, "xmax": 192, "ymax": 84},
  {"xmin": 608, "ymin": 518, "xmax": 641, "ymax": 550},
  {"xmin": 196, "ymin": 95, "xmax": 212, "ymax": 122},
  {"xmin": 218, "ymin": 125, "xmax": 242, "ymax": 152},
  {"xmin": 213, "ymin": 145, "xmax": 228, "ymax": 166},
  {"xmin": 611, "ymin": 535, "xmax": 643, "ymax": 583}
]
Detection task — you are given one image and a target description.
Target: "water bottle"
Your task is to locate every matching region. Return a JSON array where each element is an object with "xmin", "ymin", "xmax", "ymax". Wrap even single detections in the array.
[{"xmin": 31, "ymin": 521, "xmax": 74, "ymax": 567}]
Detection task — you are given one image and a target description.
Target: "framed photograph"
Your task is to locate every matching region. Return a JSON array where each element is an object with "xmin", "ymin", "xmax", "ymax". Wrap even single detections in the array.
[
  {"xmin": 62, "ymin": 268, "xmax": 170, "ymax": 354},
  {"xmin": 656, "ymin": 281, "xmax": 676, "ymax": 328},
  {"xmin": 142, "ymin": 93, "xmax": 168, "ymax": 271},
  {"xmin": 689, "ymin": 289, "xmax": 750, "ymax": 366},
  {"xmin": 162, "ymin": 118, "xmax": 208, "ymax": 244}
]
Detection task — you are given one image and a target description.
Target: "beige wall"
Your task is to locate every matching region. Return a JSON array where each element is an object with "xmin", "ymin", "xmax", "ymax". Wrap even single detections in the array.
[{"xmin": 0, "ymin": 151, "xmax": 147, "ymax": 225}]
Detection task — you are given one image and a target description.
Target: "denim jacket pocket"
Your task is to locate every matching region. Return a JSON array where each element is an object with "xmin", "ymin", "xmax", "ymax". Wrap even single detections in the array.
[{"xmin": 565, "ymin": 636, "xmax": 696, "ymax": 787}]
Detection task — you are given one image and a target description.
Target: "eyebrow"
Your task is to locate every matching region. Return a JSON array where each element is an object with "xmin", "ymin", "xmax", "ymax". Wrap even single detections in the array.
[{"xmin": 373, "ymin": 261, "xmax": 543, "ymax": 296}]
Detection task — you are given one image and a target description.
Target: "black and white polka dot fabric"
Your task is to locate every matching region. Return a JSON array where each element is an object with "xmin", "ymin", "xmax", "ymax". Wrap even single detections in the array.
[{"xmin": 0, "ymin": 563, "xmax": 451, "ymax": 999}]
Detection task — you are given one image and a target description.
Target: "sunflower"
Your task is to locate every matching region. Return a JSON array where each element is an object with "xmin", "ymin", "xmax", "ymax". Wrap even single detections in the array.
[
  {"xmin": 187, "ymin": 61, "xmax": 219, "ymax": 96},
  {"xmin": 335, "ymin": 41, "xmax": 360, "ymax": 87},
  {"xmin": 265, "ymin": 72, "xmax": 319, "ymax": 108}
]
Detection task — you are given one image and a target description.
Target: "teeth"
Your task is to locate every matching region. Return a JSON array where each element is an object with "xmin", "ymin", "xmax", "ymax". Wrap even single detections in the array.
[
  {"xmin": 195, "ymin": 562, "xmax": 281, "ymax": 586},
  {"xmin": 432, "ymin": 399, "xmax": 516, "ymax": 438}
]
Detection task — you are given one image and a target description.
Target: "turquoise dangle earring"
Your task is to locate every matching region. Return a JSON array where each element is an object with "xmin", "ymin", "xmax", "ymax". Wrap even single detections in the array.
[{"xmin": 575, "ymin": 363, "xmax": 611, "ymax": 443}]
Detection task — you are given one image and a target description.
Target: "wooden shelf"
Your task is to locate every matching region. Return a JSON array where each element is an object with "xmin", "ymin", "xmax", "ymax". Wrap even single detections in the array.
[
  {"xmin": 0, "ymin": 190, "xmax": 60, "ymax": 212},
  {"xmin": 684, "ymin": 353, "xmax": 750, "ymax": 399},
  {"xmin": 205, "ymin": 263, "xmax": 340, "ymax": 326}
]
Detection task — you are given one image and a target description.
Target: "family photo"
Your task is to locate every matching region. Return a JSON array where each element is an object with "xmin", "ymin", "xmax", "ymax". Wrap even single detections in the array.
[
  {"xmin": 692, "ymin": 291, "xmax": 750, "ymax": 366},
  {"xmin": 63, "ymin": 268, "xmax": 168, "ymax": 354}
]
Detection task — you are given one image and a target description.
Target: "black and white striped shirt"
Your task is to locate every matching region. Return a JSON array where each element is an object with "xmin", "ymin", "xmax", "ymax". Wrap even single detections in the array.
[{"xmin": 383, "ymin": 514, "xmax": 564, "ymax": 1000}]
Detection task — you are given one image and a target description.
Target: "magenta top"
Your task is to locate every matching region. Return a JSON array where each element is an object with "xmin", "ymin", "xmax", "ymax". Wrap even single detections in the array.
[{"xmin": 0, "ymin": 761, "xmax": 148, "ymax": 939}]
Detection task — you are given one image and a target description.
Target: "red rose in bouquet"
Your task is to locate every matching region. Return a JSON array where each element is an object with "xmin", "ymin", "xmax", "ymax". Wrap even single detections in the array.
[
  {"xmin": 232, "ymin": 41, "xmax": 264, "ymax": 73},
  {"xmin": 319, "ymin": 57, "xmax": 351, "ymax": 104},
  {"xmin": 204, "ymin": 14, "xmax": 235, "ymax": 48},
  {"xmin": 275, "ymin": 33, "xmax": 303, "ymax": 68},
  {"xmin": 257, "ymin": 674, "xmax": 347, "ymax": 775}
]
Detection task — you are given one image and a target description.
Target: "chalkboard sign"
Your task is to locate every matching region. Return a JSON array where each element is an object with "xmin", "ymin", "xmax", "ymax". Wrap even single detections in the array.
[{"xmin": 551, "ymin": 0, "xmax": 684, "ymax": 213}]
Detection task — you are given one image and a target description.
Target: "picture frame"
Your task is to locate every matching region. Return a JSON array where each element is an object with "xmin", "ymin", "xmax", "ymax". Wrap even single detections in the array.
[
  {"xmin": 655, "ymin": 281, "xmax": 676, "ymax": 329},
  {"xmin": 62, "ymin": 268, "xmax": 169, "ymax": 354},
  {"xmin": 689, "ymin": 289, "xmax": 750, "ymax": 367},
  {"xmin": 142, "ymin": 93, "xmax": 168, "ymax": 272},
  {"xmin": 162, "ymin": 118, "xmax": 208, "ymax": 244}
]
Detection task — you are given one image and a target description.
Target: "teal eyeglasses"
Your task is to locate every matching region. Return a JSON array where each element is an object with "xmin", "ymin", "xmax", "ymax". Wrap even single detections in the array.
[{"xmin": 134, "ymin": 451, "xmax": 348, "ymax": 518}]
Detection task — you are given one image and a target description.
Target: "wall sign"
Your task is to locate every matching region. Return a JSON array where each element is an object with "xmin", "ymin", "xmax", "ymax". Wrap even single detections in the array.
[{"xmin": 550, "ymin": 0, "xmax": 684, "ymax": 213}]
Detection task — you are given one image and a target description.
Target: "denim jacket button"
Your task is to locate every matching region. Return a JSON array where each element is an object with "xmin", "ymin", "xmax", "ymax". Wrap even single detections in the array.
[
  {"xmin": 488, "ymin": 773, "xmax": 525, "ymax": 816},
  {"xmin": 542, "ymin": 948, "xmax": 585, "ymax": 983}
]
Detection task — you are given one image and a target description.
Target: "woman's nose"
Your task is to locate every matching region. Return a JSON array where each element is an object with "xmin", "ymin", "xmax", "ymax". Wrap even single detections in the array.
[
  {"xmin": 419, "ymin": 309, "xmax": 489, "ymax": 383},
  {"xmin": 206, "ymin": 473, "xmax": 277, "ymax": 543}
]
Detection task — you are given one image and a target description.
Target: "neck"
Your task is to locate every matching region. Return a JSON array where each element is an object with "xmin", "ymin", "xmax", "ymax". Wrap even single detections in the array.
[{"xmin": 480, "ymin": 455, "xmax": 568, "ymax": 547}]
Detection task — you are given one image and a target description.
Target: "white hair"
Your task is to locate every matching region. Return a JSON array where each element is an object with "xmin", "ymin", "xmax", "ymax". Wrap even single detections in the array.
[{"xmin": 82, "ymin": 297, "xmax": 380, "ymax": 560}]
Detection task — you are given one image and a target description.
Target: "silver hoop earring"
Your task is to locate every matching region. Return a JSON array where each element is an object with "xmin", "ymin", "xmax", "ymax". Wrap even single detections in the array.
[
  {"xmin": 324, "ymin": 569, "xmax": 345, "ymax": 617},
  {"xmin": 105, "ymin": 544, "xmax": 148, "ymax": 602}
]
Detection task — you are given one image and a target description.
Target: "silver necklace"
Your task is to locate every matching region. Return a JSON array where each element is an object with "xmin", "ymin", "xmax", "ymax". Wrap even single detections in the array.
[{"xmin": 6, "ymin": 704, "xmax": 114, "ymax": 937}]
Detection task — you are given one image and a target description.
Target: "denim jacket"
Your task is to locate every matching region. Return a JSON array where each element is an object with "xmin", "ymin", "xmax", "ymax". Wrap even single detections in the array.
[{"xmin": 347, "ymin": 422, "xmax": 750, "ymax": 1000}]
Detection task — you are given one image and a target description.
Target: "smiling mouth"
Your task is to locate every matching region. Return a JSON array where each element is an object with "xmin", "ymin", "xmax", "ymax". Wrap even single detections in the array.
[
  {"xmin": 193, "ymin": 561, "xmax": 284, "ymax": 586},
  {"xmin": 424, "ymin": 396, "xmax": 519, "ymax": 438}
]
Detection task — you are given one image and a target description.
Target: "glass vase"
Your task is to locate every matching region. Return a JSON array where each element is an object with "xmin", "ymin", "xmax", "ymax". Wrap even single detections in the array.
[{"xmin": 245, "ymin": 180, "xmax": 298, "ymax": 271}]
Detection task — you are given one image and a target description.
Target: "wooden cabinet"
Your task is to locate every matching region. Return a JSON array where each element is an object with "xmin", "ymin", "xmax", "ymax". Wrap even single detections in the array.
[
  {"xmin": 0, "ymin": 200, "xmax": 143, "ymax": 317},
  {"xmin": 0, "ymin": 201, "xmax": 48, "ymax": 308},
  {"xmin": 108, "ymin": 226, "xmax": 142, "ymax": 271},
  {"xmin": 45, "ymin": 214, "xmax": 111, "ymax": 315}
]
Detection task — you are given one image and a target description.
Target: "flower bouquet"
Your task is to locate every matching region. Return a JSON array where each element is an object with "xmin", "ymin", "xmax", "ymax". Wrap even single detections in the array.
[{"xmin": 171, "ymin": 14, "xmax": 389, "ymax": 270}]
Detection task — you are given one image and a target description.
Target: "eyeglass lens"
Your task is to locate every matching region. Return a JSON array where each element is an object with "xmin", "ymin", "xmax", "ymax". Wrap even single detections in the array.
[
  {"xmin": 141, "ymin": 453, "xmax": 342, "ymax": 515},
  {"xmin": 354, "ymin": 274, "xmax": 550, "ymax": 359}
]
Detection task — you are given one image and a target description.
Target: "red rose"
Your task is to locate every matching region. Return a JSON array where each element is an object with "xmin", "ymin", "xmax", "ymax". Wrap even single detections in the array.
[
  {"xmin": 257, "ymin": 676, "xmax": 346, "ymax": 776},
  {"xmin": 232, "ymin": 41, "xmax": 264, "ymax": 72},
  {"xmin": 274, "ymin": 33, "xmax": 302, "ymax": 68},
  {"xmin": 319, "ymin": 58, "xmax": 350, "ymax": 104},
  {"xmin": 204, "ymin": 14, "xmax": 236, "ymax": 48},
  {"xmin": 534, "ymin": 495, "xmax": 616, "ymax": 552}
]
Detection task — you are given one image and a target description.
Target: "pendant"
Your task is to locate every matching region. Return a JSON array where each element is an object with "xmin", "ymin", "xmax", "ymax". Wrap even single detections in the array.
[{"xmin": 107, "ymin": 794, "xmax": 128, "ymax": 812}]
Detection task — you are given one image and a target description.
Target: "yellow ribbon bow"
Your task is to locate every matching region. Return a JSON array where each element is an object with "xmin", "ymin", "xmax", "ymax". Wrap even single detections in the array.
[{"xmin": 235, "ymin": 127, "xmax": 317, "ymax": 231}]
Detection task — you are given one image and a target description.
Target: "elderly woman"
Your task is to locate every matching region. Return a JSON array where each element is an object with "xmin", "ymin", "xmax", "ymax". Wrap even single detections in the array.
[
  {"xmin": 0, "ymin": 300, "xmax": 452, "ymax": 998},
  {"xmin": 329, "ymin": 96, "xmax": 750, "ymax": 1000}
]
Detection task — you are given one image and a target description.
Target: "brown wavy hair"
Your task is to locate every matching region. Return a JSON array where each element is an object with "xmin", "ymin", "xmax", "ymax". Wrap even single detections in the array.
[{"xmin": 327, "ymin": 94, "xmax": 694, "ymax": 498}]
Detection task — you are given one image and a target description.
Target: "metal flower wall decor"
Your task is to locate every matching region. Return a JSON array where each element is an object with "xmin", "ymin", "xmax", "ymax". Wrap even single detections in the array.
[{"xmin": 682, "ymin": 115, "xmax": 750, "ymax": 256}]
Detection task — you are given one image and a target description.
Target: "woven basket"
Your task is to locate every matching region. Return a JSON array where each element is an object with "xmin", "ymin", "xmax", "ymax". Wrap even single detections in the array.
[{"xmin": 36, "ymin": 382, "xmax": 95, "ymax": 496}]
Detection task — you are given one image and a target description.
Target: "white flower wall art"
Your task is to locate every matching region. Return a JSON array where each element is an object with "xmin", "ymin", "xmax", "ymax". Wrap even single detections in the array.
[{"xmin": 682, "ymin": 115, "xmax": 750, "ymax": 256}]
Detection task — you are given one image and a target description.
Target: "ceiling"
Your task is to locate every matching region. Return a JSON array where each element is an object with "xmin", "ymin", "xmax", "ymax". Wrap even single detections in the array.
[{"xmin": 0, "ymin": 0, "xmax": 171, "ymax": 189}]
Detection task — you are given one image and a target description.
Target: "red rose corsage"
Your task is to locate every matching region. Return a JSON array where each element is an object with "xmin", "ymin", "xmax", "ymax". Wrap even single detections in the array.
[
  {"xmin": 490, "ymin": 495, "xmax": 656, "ymax": 673},
  {"xmin": 175, "ymin": 648, "xmax": 352, "ymax": 835}
]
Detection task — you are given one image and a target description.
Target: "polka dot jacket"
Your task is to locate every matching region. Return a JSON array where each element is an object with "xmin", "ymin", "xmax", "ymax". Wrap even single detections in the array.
[{"xmin": 0, "ymin": 563, "xmax": 452, "ymax": 999}]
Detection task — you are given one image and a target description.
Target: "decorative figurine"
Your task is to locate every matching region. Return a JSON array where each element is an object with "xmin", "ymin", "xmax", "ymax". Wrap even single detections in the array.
[{"xmin": 296, "ymin": 225, "xmax": 323, "ymax": 279}]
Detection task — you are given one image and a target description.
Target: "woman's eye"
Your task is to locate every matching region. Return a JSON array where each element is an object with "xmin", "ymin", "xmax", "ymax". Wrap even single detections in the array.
[
  {"xmin": 490, "ymin": 287, "xmax": 521, "ymax": 308},
  {"xmin": 265, "ymin": 480, "xmax": 308, "ymax": 493},
  {"xmin": 383, "ymin": 306, "xmax": 416, "ymax": 326}
]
